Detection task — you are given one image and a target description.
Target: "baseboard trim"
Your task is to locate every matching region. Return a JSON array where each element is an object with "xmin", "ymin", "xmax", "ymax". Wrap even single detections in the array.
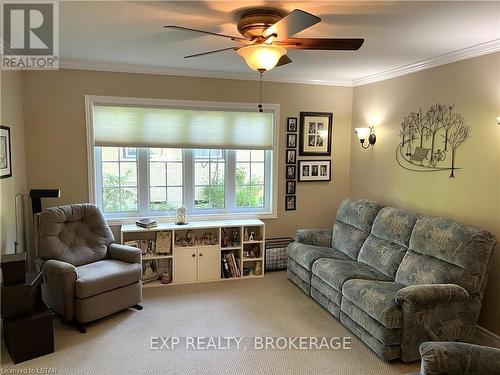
[{"xmin": 474, "ymin": 325, "xmax": 500, "ymax": 348}]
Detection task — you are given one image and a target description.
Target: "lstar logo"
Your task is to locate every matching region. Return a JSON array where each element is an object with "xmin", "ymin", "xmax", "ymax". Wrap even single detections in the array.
[{"xmin": 1, "ymin": 1, "xmax": 59, "ymax": 70}]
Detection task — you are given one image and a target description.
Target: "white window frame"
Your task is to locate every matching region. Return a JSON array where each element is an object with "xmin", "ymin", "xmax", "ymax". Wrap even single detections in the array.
[{"xmin": 85, "ymin": 95, "xmax": 279, "ymax": 225}]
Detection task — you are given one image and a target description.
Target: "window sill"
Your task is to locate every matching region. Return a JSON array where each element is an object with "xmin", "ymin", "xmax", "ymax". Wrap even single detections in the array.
[{"xmin": 106, "ymin": 211, "xmax": 277, "ymax": 227}]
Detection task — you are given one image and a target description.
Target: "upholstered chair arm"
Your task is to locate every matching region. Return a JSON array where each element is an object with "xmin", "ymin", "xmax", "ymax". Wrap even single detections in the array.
[
  {"xmin": 295, "ymin": 229, "xmax": 332, "ymax": 247},
  {"xmin": 41, "ymin": 259, "xmax": 78, "ymax": 320},
  {"xmin": 418, "ymin": 341, "xmax": 500, "ymax": 375},
  {"xmin": 395, "ymin": 284, "xmax": 469, "ymax": 308},
  {"xmin": 108, "ymin": 243, "xmax": 142, "ymax": 264}
]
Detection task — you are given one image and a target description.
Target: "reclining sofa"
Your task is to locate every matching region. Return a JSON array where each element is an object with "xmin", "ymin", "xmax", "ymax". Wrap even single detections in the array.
[{"xmin": 287, "ymin": 198, "xmax": 496, "ymax": 362}]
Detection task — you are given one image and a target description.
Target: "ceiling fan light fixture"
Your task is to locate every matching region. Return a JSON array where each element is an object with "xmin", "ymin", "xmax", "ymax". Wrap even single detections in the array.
[{"xmin": 237, "ymin": 44, "xmax": 287, "ymax": 73}]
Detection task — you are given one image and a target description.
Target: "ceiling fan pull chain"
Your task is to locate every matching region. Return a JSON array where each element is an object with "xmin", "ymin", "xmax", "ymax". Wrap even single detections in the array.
[{"xmin": 258, "ymin": 72, "xmax": 263, "ymax": 113}]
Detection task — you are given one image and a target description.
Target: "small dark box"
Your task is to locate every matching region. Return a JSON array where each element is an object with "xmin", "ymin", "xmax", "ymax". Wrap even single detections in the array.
[
  {"xmin": 3, "ymin": 309, "xmax": 55, "ymax": 364},
  {"xmin": 1, "ymin": 272, "xmax": 43, "ymax": 319},
  {"xmin": 1, "ymin": 253, "xmax": 26, "ymax": 286}
]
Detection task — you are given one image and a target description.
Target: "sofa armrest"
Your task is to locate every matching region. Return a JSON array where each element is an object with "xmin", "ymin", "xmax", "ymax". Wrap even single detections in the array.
[
  {"xmin": 108, "ymin": 243, "xmax": 142, "ymax": 264},
  {"xmin": 295, "ymin": 229, "xmax": 332, "ymax": 247},
  {"xmin": 419, "ymin": 341, "xmax": 500, "ymax": 375},
  {"xmin": 395, "ymin": 284, "xmax": 469, "ymax": 308},
  {"xmin": 41, "ymin": 259, "xmax": 78, "ymax": 320}
]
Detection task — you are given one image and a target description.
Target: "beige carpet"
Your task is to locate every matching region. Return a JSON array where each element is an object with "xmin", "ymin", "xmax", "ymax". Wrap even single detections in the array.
[{"xmin": 1, "ymin": 271, "xmax": 420, "ymax": 375}]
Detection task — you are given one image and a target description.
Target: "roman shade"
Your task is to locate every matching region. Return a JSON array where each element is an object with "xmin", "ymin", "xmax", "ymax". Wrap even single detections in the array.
[{"xmin": 93, "ymin": 104, "xmax": 274, "ymax": 150}]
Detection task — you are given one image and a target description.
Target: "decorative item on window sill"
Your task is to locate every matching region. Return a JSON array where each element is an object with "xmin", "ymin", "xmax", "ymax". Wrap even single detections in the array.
[
  {"xmin": 355, "ymin": 127, "xmax": 376, "ymax": 149},
  {"xmin": 175, "ymin": 206, "xmax": 187, "ymax": 225}
]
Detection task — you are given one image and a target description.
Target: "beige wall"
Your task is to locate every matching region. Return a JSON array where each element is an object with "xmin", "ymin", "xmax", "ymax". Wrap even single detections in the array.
[
  {"xmin": 21, "ymin": 69, "xmax": 353, "ymax": 239},
  {"xmin": 0, "ymin": 71, "xmax": 28, "ymax": 254},
  {"xmin": 350, "ymin": 52, "xmax": 500, "ymax": 334}
]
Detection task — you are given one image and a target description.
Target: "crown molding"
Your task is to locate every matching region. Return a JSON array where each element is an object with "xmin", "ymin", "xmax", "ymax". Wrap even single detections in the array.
[
  {"xmin": 352, "ymin": 39, "xmax": 500, "ymax": 87},
  {"xmin": 59, "ymin": 58, "xmax": 353, "ymax": 87},
  {"xmin": 60, "ymin": 39, "xmax": 500, "ymax": 88}
]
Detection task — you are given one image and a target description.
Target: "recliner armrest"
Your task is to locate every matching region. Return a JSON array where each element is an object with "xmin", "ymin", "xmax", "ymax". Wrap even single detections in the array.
[
  {"xmin": 108, "ymin": 243, "xmax": 141, "ymax": 264},
  {"xmin": 295, "ymin": 229, "xmax": 332, "ymax": 247},
  {"xmin": 395, "ymin": 284, "xmax": 469, "ymax": 308},
  {"xmin": 43, "ymin": 259, "xmax": 78, "ymax": 275},
  {"xmin": 41, "ymin": 259, "xmax": 78, "ymax": 320},
  {"xmin": 419, "ymin": 341, "xmax": 500, "ymax": 375}
]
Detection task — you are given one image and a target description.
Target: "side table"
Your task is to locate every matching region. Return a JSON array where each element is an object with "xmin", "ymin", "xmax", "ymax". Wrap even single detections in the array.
[{"xmin": 1, "ymin": 271, "xmax": 55, "ymax": 363}]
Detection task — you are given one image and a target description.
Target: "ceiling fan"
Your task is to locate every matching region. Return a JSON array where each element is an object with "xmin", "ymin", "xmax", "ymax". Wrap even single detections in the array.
[{"xmin": 164, "ymin": 8, "xmax": 364, "ymax": 73}]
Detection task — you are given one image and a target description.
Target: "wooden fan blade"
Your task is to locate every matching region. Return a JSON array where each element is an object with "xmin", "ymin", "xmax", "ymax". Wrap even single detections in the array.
[
  {"xmin": 275, "ymin": 38, "xmax": 364, "ymax": 50},
  {"xmin": 263, "ymin": 9, "xmax": 320, "ymax": 40},
  {"xmin": 184, "ymin": 47, "xmax": 238, "ymax": 59},
  {"xmin": 164, "ymin": 25, "xmax": 247, "ymax": 41},
  {"xmin": 276, "ymin": 55, "xmax": 292, "ymax": 67}
]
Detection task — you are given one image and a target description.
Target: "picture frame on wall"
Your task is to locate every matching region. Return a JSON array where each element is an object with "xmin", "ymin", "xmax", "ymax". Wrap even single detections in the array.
[
  {"xmin": 287, "ymin": 117, "xmax": 298, "ymax": 132},
  {"xmin": 286, "ymin": 180, "xmax": 296, "ymax": 195},
  {"xmin": 299, "ymin": 112, "xmax": 333, "ymax": 156},
  {"xmin": 287, "ymin": 133, "xmax": 297, "ymax": 148},
  {"xmin": 286, "ymin": 165, "xmax": 296, "ymax": 180},
  {"xmin": 0, "ymin": 125, "xmax": 12, "ymax": 179},
  {"xmin": 285, "ymin": 195, "xmax": 296, "ymax": 211},
  {"xmin": 298, "ymin": 160, "xmax": 331, "ymax": 182},
  {"xmin": 285, "ymin": 149, "xmax": 296, "ymax": 165}
]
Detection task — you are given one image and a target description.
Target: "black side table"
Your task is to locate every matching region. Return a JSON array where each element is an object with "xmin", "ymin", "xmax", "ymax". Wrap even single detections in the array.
[{"xmin": 1, "ymin": 271, "xmax": 55, "ymax": 363}]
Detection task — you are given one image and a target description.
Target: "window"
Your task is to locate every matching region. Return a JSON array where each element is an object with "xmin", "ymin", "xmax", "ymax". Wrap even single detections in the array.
[
  {"xmin": 194, "ymin": 149, "xmax": 225, "ymax": 209},
  {"xmin": 236, "ymin": 150, "xmax": 265, "ymax": 208},
  {"xmin": 98, "ymin": 147, "xmax": 138, "ymax": 212},
  {"xmin": 88, "ymin": 96, "xmax": 278, "ymax": 220},
  {"xmin": 149, "ymin": 148, "xmax": 183, "ymax": 211}
]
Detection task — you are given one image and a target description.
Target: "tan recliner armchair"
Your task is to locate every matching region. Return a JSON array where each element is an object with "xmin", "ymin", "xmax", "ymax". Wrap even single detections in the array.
[{"xmin": 38, "ymin": 204, "xmax": 142, "ymax": 332}]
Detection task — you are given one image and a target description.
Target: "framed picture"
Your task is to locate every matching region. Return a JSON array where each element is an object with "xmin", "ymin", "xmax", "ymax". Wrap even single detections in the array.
[
  {"xmin": 142, "ymin": 259, "xmax": 158, "ymax": 282},
  {"xmin": 285, "ymin": 149, "xmax": 296, "ymax": 165},
  {"xmin": 0, "ymin": 126, "xmax": 12, "ymax": 179},
  {"xmin": 286, "ymin": 180, "xmax": 296, "ymax": 195},
  {"xmin": 287, "ymin": 117, "xmax": 298, "ymax": 132},
  {"xmin": 285, "ymin": 195, "xmax": 296, "ymax": 211},
  {"xmin": 286, "ymin": 165, "xmax": 296, "ymax": 180},
  {"xmin": 299, "ymin": 112, "xmax": 333, "ymax": 156},
  {"xmin": 287, "ymin": 133, "xmax": 297, "ymax": 148},
  {"xmin": 298, "ymin": 160, "xmax": 331, "ymax": 182}
]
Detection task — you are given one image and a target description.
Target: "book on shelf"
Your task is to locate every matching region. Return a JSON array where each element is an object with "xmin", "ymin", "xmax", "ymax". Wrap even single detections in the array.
[
  {"xmin": 136, "ymin": 218, "xmax": 157, "ymax": 229},
  {"xmin": 222, "ymin": 251, "xmax": 240, "ymax": 278}
]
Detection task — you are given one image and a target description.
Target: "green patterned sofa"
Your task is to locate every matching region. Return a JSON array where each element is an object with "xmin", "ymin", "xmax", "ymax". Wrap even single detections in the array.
[
  {"xmin": 287, "ymin": 198, "xmax": 496, "ymax": 363},
  {"xmin": 409, "ymin": 341, "xmax": 500, "ymax": 374}
]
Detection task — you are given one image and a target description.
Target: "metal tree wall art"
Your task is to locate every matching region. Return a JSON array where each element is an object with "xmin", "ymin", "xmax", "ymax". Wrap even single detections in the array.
[{"xmin": 395, "ymin": 103, "xmax": 470, "ymax": 178}]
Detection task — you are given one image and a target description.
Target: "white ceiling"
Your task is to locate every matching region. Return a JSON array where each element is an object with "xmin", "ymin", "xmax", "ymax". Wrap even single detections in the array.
[{"xmin": 60, "ymin": 1, "xmax": 500, "ymax": 85}]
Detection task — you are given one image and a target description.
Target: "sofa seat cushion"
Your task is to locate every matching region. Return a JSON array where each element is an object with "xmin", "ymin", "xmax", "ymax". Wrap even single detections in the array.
[
  {"xmin": 312, "ymin": 259, "xmax": 391, "ymax": 293},
  {"xmin": 287, "ymin": 242, "xmax": 350, "ymax": 271},
  {"xmin": 341, "ymin": 298, "xmax": 401, "ymax": 345},
  {"xmin": 76, "ymin": 259, "xmax": 142, "ymax": 299},
  {"xmin": 342, "ymin": 279, "xmax": 404, "ymax": 329},
  {"xmin": 311, "ymin": 274, "xmax": 342, "ymax": 306}
]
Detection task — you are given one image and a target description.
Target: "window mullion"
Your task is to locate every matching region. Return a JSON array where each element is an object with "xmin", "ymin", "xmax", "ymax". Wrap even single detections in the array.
[
  {"xmin": 138, "ymin": 148, "xmax": 149, "ymax": 215},
  {"xmin": 264, "ymin": 150, "xmax": 272, "ymax": 211},
  {"xmin": 226, "ymin": 150, "xmax": 236, "ymax": 211},
  {"xmin": 183, "ymin": 149, "xmax": 194, "ymax": 213},
  {"xmin": 95, "ymin": 148, "xmax": 103, "ymax": 207}
]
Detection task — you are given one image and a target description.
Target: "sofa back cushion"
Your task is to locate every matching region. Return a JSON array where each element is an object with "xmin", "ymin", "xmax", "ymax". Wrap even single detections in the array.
[
  {"xmin": 358, "ymin": 207, "xmax": 419, "ymax": 279},
  {"xmin": 331, "ymin": 198, "xmax": 383, "ymax": 259},
  {"xmin": 38, "ymin": 204, "xmax": 114, "ymax": 266},
  {"xmin": 395, "ymin": 215, "xmax": 496, "ymax": 293}
]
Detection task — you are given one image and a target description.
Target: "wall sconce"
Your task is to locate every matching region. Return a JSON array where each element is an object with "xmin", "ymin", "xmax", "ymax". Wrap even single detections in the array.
[
  {"xmin": 355, "ymin": 126, "xmax": 376, "ymax": 149},
  {"xmin": 496, "ymin": 116, "xmax": 500, "ymax": 125}
]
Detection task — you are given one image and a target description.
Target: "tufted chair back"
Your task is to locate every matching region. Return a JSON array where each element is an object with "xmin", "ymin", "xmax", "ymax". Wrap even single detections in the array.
[{"xmin": 38, "ymin": 204, "xmax": 115, "ymax": 266}]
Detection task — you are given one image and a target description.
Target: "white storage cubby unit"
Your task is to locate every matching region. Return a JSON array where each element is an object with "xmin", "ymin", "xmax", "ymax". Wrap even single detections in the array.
[{"xmin": 120, "ymin": 219, "xmax": 265, "ymax": 287}]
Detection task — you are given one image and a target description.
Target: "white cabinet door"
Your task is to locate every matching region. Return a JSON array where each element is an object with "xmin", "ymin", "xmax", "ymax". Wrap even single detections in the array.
[
  {"xmin": 174, "ymin": 247, "xmax": 197, "ymax": 284},
  {"xmin": 197, "ymin": 246, "xmax": 220, "ymax": 282}
]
